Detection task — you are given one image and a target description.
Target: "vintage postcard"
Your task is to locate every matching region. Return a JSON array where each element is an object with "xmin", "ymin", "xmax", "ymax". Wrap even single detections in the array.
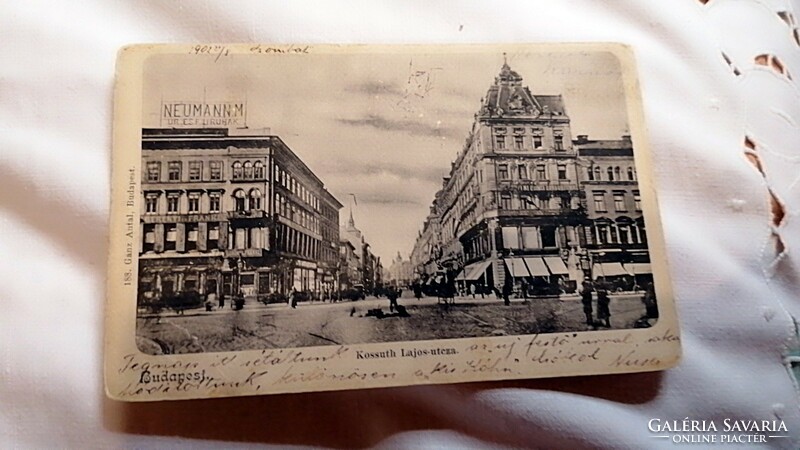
[{"xmin": 106, "ymin": 43, "xmax": 680, "ymax": 401}]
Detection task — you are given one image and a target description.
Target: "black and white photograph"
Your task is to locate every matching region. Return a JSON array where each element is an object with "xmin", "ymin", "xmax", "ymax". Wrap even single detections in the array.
[{"xmin": 133, "ymin": 46, "xmax": 663, "ymax": 355}]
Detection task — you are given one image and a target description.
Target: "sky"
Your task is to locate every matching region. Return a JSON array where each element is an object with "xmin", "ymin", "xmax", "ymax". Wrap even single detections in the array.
[{"xmin": 143, "ymin": 48, "xmax": 630, "ymax": 263}]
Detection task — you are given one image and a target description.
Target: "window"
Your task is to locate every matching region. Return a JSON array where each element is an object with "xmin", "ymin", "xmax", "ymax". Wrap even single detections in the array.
[
  {"xmin": 496, "ymin": 135, "xmax": 506, "ymax": 149},
  {"xmin": 232, "ymin": 161, "xmax": 243, "ymax": 180},
  {"xmin": 627, "ymin": 167, "xmax": 635, "ymax": 181},
  {"xmin": 607, "ymin": 167, "xmax": 614, "ymax": 181},
  {"xmin": 188, "ymin": 161, "xmax": 202, "ymax": 181},
  {"xmin": 250, "ymin": 228, "xmax": 261, "ymax": 249},
  {"xmin": 596, "ymin": 224, "xmax": 609, "ymax": 245},
  {"xmin": 593, "ymin": 191, "xmax": 606, "ymax": 212},
  {"xmin": 540, "ymin": 226, "xmax": 557, "ymax": 247},
  {"xmin": 165, "ymin": 224, "xmax": 177, "ymax": 251},
  {"xmin": 532, "ymin": 130, "xmax": 543, "ymax": 148},
  {"xmin": 209, "ymin": 192, "xmax": 221, "ymax": 213},
  {"xmin": 634, "ymin": 190, "xmax": 641, "ymax": 211},
  {"xmin": 146, "ymin": 162, "xmax": 160, "ymax": 182},
  {"xmin": 514, "ymin": 135, "xmax": 524, "ymax": 150},
  {"xmin": 235, "ymin": 228, "xmax": 247, "ymax": 249},
  {"xmin": 145, "ymin": 193, "xmax": 159, "ymax": 214},
  {"xmin": 594, "ymin": 166, "xmax": 601, "ymax": 181},
  {"xmin": 522, "ymin": 227, "xmax": 539, "ymax": 249},
  {"xmin": 502, "ymin": 226, "xmax": 520, "ymax": 249},
  {"xmin": 554, "ymin": 131, "xmax": 564, "ymax": 151},
  {"xmin": 618, "ymin": 224, "xmax": 631, "ymax": 244},
  {"xmin": 143, "ymin": 224, "xmax": 156, "ymax": 252},
  {"xmin": 557, "ymin": 164, "xmax": 567, "ymax": 180},
  {"xmin": 614, "ymin": 167, "xmax": 621, "ymax": 180},
  {"xmin": 587, "ymin": 167, "xmax": 594, "ymax": 181},
  {"xmin": 498, "ymin": 164, "xmax": 509, "ymax": 180},
  {"xmin": 210, "ymin": 161, "xmax": 223, "ymax": 180},
  {"xmin": 520, "ymin": 194, "xmax": 532, "ymax": 209},
  {"xmin": 536, "ymin": 164, "xmax": 547, "ymax": 180},
  {"xmin": 208, "ymin": 223, "xmax": 220, "ymax": 248},
  {"xmin": 254, "ymin": 161, "xmax": 265, "ymax": 179},
  {"xmin": 168, "ymin": 162, "xmax": 181, "ymax": 181},
  {"xmin": 188, "ymin": 192, "xmax": 200, "ymax": 213},
  {"xmin": 614, "ymin": 191, "xmax": 626, "ymax": 211},
  {"xmin": 233, "ymin": 189, "xmax": 246, "ymax": 211},
  {"xmin": 518, "ymin": 165, "xmax": 528, "ymax": 179},
  {"xmin": 244, "ymin": 161, "xmax": 253, "ymax": 179},
  {"xmin": 609, "ymin": 225, "xmax": 618, "ymax": 244},
  {"xmin": 166, "ymin": 193, "xmax": 180, "ymax": 214},
  {"xmin": 186, "ymin": 224, "xmax": 198, "ymax": 251},
  {"xmin": 249, "ymin": 189, "xmax": 262, "ymax": 210},
  {"xmin": 500, "ymin": 193, "xmax": 512, "ymax": 209}
]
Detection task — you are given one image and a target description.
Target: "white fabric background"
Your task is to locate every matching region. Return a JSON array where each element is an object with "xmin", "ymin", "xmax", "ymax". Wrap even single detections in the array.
[{"xmin": 2, "ymin": 1, "xmax": 799, "ymax": 448}]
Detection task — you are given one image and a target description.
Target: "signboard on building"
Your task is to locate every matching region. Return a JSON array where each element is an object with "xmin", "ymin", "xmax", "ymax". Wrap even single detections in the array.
[{"xmin": 160, "ymin": 101, "xmax": 246, "ymax": 127}]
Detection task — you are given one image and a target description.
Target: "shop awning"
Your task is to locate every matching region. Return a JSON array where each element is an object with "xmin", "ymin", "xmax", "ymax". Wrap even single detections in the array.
[
  {"xmin": 465, "ymin": 260, "xmax": 493, "ymax": 281},
  {"xmin": 543, "ymin": 256, "xmax": 569, "ymax": 275},
  {"xmin": 505, "ymin": 257, "xmax": 532, "ymax": 278},
  {"xmin": 592, "ymin": 262, "xmax": 630, "ymax": 278},
  {"xmin": 625, "ymin": 263, "xmax": 652, "ymax": 274},
  {"xmin": 522, "ymin": 257, "xmax": 550, "ymax": 277},
  {"xmin": 455, "ymin": 269, "xmax": 468, "ymax": 281}
]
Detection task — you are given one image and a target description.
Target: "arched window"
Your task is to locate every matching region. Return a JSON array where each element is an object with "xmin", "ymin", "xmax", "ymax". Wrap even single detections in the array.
[
  {"xmin": 243, "ymin": 161, "xmax": 254, "ymax": 179},
  {"xmin": 232, "ymin": 161, "xmax": 243, "ymax": 180},
  {"xmin": 614, "ymin": 166, "xmax": 621, "ymax": 180},
  {"xmin": 249, "ymin": 188, "xmax": 262, "ymax": 211},
  {"xmin": 233, "ymin": 189, "xmax": 246, "ymax": 211},
  {"xmin": 254, "ymin": 161, "xmax": 265, "ymax": 179},
  {"xmin": 627, "ymin": 167, "xmax": 634, "ymax": 181},
  {"xmin": 587, "ymin": 167, "xmax": 594, "ymax": 181},
  {"xmin": 607, "ymin": 167, "xmax": 614, "ymax": 181},
  {"xmin": 594, "ymin": 166, "xmax": 601, "ymax": 181}
]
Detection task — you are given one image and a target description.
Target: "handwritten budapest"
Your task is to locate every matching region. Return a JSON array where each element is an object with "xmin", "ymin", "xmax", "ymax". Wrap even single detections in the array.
[{"xmin": 113, "ymin": 331, "xmax": 676, "ymax": 398}]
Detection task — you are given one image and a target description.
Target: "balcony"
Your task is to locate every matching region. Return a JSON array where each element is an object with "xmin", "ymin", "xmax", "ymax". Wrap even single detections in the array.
[
  {"xmin": 225, "ymin": 248, "xmax": 264, "ymax": 258},
  {"xmin": 227, "ymin": 209, "xmax": 268, "ymax": 220},
  {"xmin": 496, "ymin": 207, "xmax": 584, "ymax": 218},
  {"xmin": 498, "ymin": 180, "xmax": 579, "ymax": 193}
]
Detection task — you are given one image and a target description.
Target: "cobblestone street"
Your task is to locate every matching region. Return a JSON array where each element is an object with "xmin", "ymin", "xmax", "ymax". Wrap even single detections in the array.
[{"xmin": 136, "ymin": 292, "xmax": 650, "ymax": 354}]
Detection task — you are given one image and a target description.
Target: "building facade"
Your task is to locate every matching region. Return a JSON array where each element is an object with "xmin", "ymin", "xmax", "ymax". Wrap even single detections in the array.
[
  {"xmin": 410, "ymin": 62, "xmax": 652, "ymax": 294},
  {"xmin": 385, "ymin": 252, "xmax": 413, "ymax": 287},
  {"xmin": 340, "ymin": 211, "xmax": 383, "ymax": 293},
  {"xmin": 338, "ymin": 238, "xmax": 361, "ymax": 290},
  {"xmin": 575, "ymin": 135, "xmax": 652, "ymax": 288},
  {"xmin": 137, "ymin": 128, "xmax": 342, "ymax": 304},
  {"xmin": 411, "ymin": 62, "xmax": 586, "ymax": 294}
]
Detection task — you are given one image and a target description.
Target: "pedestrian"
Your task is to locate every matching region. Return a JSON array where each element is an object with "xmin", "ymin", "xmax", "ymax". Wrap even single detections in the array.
[
  {"xmin": 520, "ymin": 280, "xmax": 528, "ymax": 301},
  {"xmin": 596, "ymin": 279, "xmax": 611, "ymax": 328},
  {"xmin": 387, "ymin": 287, "xmax": 399, "ymax": 313},
  {"xmin": 580, "ymin": 278, "xmax": 594, "ymax": 328},
  {"xmin": 470, "ymin": 283, "xmax": 476, "ymax": 299},
  {"xmin": 642, "ymin": 282, "xmax": 658, "ymax": 319},
  {"xmin": 289, "ymin": 287, "xmax": 298, "ymax": 309},
  {"xmin": 502, "ymin": 281, "xmax": 512, "ymax": 306},
  {"xmin": 206, "ymin": 291, "xmax": 217, "ymax": 311}
]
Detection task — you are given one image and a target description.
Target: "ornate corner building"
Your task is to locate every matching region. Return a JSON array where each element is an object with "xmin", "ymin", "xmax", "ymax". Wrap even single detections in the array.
[
  {"xmin": 137, "ymin": 128, "xmax": 342, "ymax": 304},
  {"xmin": 410, "ymin": 62, "xmax": 653, "ymax": 293}
]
